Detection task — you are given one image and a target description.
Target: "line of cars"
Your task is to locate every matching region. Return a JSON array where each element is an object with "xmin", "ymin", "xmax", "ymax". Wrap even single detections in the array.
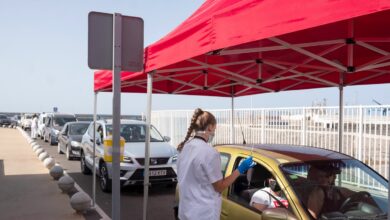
[
  {"xmin": 34, "ymin": 113, "xmax": 178, "ymax": 193},
  {"xmin": 0, "ymin": 113, "xmax": 21, "ymax": 127}
]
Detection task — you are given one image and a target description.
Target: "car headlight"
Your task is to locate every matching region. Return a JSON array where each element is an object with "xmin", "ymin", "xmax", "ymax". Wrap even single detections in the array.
[
  {"xmin": 123, "ymin": 156, "xmax": 134, "ymax": 163},
  {"xmin": 171, "ymin": 154, "xmax": 178, "ymax": 163},
  {"xmin": 71, "ymin": 141, "xmax": 81, "ymax": 147},
  {"xmin": 53, "ymin": 129, "xmax": 59, "ymax": 135}
]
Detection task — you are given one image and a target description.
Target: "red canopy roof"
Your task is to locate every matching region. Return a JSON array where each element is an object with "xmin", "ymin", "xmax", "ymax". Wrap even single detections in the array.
[{"xmin": 94, "ymin": 0, "xmax": 390, "ymax": 96}]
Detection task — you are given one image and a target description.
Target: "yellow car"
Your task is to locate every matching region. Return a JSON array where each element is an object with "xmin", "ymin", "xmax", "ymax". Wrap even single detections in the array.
[{"xmin": 174, "ymin": 144, "xmax": 388, "ymax": 220}]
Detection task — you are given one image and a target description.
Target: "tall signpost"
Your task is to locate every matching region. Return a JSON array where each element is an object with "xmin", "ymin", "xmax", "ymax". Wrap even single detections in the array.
[{"xmin": 88, "ymin": 12, "xmax": 143, "ymax": 220}]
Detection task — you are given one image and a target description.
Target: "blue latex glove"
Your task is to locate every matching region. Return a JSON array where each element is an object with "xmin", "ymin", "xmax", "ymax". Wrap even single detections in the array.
[{"xmin": 237, "ymin": 156, "xmax": 256, "ymax": 174}]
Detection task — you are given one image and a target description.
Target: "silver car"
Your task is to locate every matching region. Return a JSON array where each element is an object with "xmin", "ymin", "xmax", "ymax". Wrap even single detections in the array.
[
  {"xmin": 57, "ymin": 121, "xmax": 90, "ymax": 160},
  {"xmin": 80, "ymin": 119, "xmax": 177, "ymax": 192}
]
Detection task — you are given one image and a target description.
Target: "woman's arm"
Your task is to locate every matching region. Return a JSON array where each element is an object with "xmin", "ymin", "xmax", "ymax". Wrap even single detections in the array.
[
  {"xmin": 212, "ymin": 169, "xmax": 240, "ymax": 193},
  {"xmin": 307, "ymin": 187, "xmax": 325, "ymax": 219},
  {"xmin": 252, "ymin": 202, "xmax": 268, "ymax": 212}
]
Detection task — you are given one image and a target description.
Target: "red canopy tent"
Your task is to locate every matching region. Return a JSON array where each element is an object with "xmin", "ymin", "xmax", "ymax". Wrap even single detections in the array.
[
  {"xmin": 93, "ymin": 1, "xmax": 390, "ymax": 219},
  {"xmin": 95, "ymin": 0, "xmax": 390, "ymax": 96}
]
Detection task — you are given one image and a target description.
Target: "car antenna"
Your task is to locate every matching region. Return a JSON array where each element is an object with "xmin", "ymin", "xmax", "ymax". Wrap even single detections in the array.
[{"xmin": 237, "ymin": 111, "xmax": 247, "ymax": 145}]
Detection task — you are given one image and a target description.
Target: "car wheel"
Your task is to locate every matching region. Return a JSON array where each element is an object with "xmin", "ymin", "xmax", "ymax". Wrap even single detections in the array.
[
  {"xmin": 44, "ymin": 134, "xmax": 48, "ymax": 142},
  {"xmin": 80, "ymin": 152, "xmax": 92, "ymax": 175},
  {"xmin": 49, "ymin": 135, "xmax": 55, "ymax": 146},
  {"xmin": 174, "ymin": 206, "xmax": 179, "ymax": 220},
  {"xmin": 57, "ymin": 143, "xmax": 63, "ymax": 154},
  {"xmin": 66, "ymin": 146, "xmax": 72, "ymax": 160},
  {"xmin": 99, "ymin": 163, "xmax": 112, "ymax": 193}
]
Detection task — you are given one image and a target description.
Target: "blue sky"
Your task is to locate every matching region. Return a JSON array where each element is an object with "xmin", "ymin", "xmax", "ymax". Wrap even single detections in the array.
[{"xmin": 0, "ymin": 0, "xmax": 389, "ymax": 115}]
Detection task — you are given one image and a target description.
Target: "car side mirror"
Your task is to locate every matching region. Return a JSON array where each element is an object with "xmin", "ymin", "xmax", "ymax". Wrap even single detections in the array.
[
  {"xmin": 163, "ymin": 136, "xmax": 171, "ymax": 142},
  {"xmin": 261, "ymin": 208, "xmax": 297, "ymax": 220}
]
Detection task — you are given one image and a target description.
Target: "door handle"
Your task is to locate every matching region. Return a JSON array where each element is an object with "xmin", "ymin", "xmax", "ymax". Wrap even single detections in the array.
[{"xmin": 221, "ymin": 210, "xmax": 228, "ymax": 217}]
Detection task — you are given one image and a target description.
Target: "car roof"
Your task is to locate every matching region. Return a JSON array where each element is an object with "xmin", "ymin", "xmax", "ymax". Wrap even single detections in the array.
[
  {"xmin": 216, "ymin": 144, "xmax": 351, "ymax": 165},
  {"xmin": 65, "ymin": 121, "xmax": 90, "ymax": 125},
  {"xmin": 51, "ymin": 113, "xmax": 76, "ymax": 117},
  {"xmin": 97, "ymin": 119, "xmax": 145, "ymax": 125}
]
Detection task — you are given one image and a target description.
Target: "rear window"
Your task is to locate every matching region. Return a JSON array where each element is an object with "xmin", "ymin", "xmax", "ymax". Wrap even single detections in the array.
[
  {"xmin": 0, "ymin": 115, "xmax": 7, "ymax": 119},
  {"xmin": 69, "ymin": 123, "xmax": 89, "ymax": 135},
  {"xmin": 53, "ymin": 116, "xmax": 76, "ymax": 126}
]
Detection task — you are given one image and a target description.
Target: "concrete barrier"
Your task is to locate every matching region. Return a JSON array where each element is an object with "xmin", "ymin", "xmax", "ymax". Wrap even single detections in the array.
[
  {"xmin": 43, "ymin": 157, "xmax": 55, "ymax": 169},
  {"xmin": 58, "ymin": 176, "xmax": 75, "ymax": 193},
  {"xmin": 50, "ymin": 165, "xmax": 64, "ymax": 180},
  {"xmin": 70, "ymin": 192, "xmax": 91, "ymax": 212}
]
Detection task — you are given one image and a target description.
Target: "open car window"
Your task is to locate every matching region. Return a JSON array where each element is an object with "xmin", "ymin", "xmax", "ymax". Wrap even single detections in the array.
[
  {"xmin": 227, "ymin": 157, "xmax": 294, "ymax": 215},
  {"xmin": 281, "ymin": 159, "xmax": 388, "ymax": 219}
]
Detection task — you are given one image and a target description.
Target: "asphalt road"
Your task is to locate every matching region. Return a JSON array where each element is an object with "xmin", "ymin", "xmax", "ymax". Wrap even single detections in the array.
[{"xmin": 32, "ymin": 133, "xmax": 177, "ymax": 220}]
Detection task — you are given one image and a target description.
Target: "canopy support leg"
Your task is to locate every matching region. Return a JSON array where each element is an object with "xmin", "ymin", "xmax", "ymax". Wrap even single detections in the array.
[
  {"xmin": 338, "ymin": 73, "xmax": 344, "ymax": 153},
  {"xmin": 230, "ymin": 96, "xmax": 235, "ymax": 144},
  {"xmin": 143, "ymin": 71, "xmax": 153, "ymax": 220},
  {"xmin": 92, "ymin": 91, "xmax": 98, "ymax": 207}
]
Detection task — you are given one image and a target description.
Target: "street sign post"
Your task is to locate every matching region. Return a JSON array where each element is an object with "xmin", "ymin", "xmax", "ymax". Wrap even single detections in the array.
[{"xmin": 88, "ymin": 11, "xmax": 143, "ymax": 220}]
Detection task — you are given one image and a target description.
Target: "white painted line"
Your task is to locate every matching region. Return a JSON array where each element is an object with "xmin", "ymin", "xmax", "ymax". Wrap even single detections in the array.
[{"xmin": 63, "ymin": 170, "xmax": 111, "ymax": 220}]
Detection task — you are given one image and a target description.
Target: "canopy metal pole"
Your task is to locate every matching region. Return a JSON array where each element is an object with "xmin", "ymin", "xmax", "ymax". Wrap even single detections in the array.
[
  {"xmin": 92, "ymin": 91, "xmax": 97, "ymax": 207},
  {"xmin": 338, "ymin": 72, "xmax": 344, "ymax": 153},
  {"xmin": 112, "ymin": 13, "xmax": 122, "ymax": 220},
  {"xmin": 143, "ymin": 71, "xmax": 153, "ymax": 220},
  {"xmin": 230, "ymin": 96, "xmax": 235, "ymax": 144}
]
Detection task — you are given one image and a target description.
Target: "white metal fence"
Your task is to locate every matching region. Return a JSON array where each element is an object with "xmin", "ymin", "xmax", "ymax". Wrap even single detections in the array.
[{"xmin": 152, "ymin": 105, "xmax": 390, "ymax": 179}]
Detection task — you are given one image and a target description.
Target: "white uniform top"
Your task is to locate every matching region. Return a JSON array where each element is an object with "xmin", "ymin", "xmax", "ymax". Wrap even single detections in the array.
[
  {"xmin": 250, "ymin": 187, "xmax": 288, "ymax": 208},
  {"xmin": 177, "ymin": 137, "xmax": 223, "ymax": 220},
  {"xmin": 31, "ymin": 117, "xmax": 38, "ymax": 129}
]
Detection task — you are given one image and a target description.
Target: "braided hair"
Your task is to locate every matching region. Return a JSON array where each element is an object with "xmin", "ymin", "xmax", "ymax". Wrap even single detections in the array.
[{"xmin": 177, "ymin": 108, "xmax": 216, "ymax": 151}]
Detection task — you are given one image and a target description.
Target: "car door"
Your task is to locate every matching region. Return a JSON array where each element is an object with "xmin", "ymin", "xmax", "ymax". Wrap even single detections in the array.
[
  {"xmin": 221, "ymin": 154, "xmax": 263, "ymax": 220},
  {"xmin": 58, "ymin": 124, "xmax": 66, "ymax": 150},
  {"xmin": 61, "ymin": 124, "xmax": 69, "ymax": 152},
  {"xmin": 44, "ymin": 117, "xmax": 51, "ymax": 140},
  {"xmin": 221, "ymin": 154, "xmax": 298, "ymax": 220},
  {"xmin": 84, "ymin": 122, "xmax": 103, "ymax": 167}
]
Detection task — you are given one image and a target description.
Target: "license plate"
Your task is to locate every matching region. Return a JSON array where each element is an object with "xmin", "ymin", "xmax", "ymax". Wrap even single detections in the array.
[{"xmin": 150, "ymin": 170, "xmax": 167, "ymax": 176}]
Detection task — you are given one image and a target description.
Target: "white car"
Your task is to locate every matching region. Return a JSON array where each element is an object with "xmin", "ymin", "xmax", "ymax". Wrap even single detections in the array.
[
  {"xmin": 38, "ymin": 112, "xmax": 51, "ymax": 138},
  {"xmin": 80, "ymin": 119, "xmax": 177, "ymax": 192},
  {"xmin": 21, "ymin": 113, "xmax": 34, "ymax": 130}
]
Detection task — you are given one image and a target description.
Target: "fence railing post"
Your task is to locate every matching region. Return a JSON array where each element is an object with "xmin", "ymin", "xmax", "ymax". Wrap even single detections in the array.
[
  {"xmin": 261, "ymin": 109, "xmax": 265, "ymax": 144},
  {"xmin": 358, "ymin": 106, "xmax": 364, "ymax": 161},
  {"xmin": 302, "ymin": 108, "xmax": 307, "ymax": 146}
]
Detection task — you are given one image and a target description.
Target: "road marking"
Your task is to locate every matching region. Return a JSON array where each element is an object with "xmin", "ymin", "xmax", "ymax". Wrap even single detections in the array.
[{"xmin": 63, "ymin": 169, "xmax": 111, "ymax": 220}]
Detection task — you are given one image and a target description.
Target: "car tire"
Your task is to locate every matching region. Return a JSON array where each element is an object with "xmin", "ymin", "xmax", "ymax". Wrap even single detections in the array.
[
  {"xmin": 80, "ymin": 152, "xmax": 92, "ymax": 175},
  {"xmin": 49, "ymin": 135, "xmax": 55, "ymax": 146},
  {"xmin": 66, "ymin": 146, "xmax": 73, "ymax": 160},
  {"xmin": 99, "ymin": 163, "xmax": 112, "ymax": 193},
  {"xmin": 174, "ymin": 206, "xmax": 179, "ymax": 220},
  {"xmin": 57, "ymin": 143, "xmax": 63, "ymax": 154}
]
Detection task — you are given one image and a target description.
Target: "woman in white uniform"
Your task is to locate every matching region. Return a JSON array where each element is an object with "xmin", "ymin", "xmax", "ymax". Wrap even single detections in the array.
[
  {"xmin": 31, "ymin": 114, "xmax": 38, "ymax": 139},
  {"xmin": 177, "ymin": 108, "xmax": 255, "ymax": 220}
]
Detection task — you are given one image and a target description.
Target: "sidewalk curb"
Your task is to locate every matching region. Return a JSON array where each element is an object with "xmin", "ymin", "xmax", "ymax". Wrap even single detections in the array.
[{"xmin": 17, "ymin": 127, "xmax": 111, "ymax": 220}]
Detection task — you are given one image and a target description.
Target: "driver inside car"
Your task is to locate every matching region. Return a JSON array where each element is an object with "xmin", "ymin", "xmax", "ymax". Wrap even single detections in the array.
[{"xmin": 306, "ymin": 165, "xmax": 356, "ymax": 219}]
